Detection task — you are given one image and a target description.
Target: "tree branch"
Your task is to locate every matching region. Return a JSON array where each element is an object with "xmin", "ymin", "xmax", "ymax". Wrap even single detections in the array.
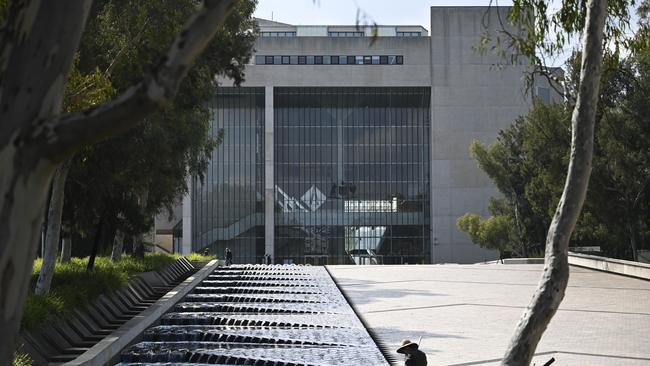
[
  {"xmin": 633, "ymin": 175, "xmax": 650, "ymax": 209},
  {"xmin": 65, "ymin": 17, "xmax": 151, "ymax": 101},
  {"xmin": 46, "ymin": 0, "xmax": 238, "ymax": 161},
  {"xmin": 501, "ymin": 0, "xmax": 607, "ymax": 364}
]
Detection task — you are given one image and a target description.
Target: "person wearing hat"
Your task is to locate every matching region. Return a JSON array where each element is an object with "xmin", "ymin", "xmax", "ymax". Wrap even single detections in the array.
[{"xmin": 397, "ymin": 339, "xmax": 427, "ymax": 366}]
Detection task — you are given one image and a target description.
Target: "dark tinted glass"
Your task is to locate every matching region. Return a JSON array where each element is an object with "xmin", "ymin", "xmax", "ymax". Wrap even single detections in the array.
[
  {"xmin": 331, "ymin": 55, "xmax": 340, "ymax": 64},
  {"xmin": 273, "ymin": 87, "xmax": 431, "ymax": 265},
  {"xmin": 314, "ymin": 56, "xmax": 323, "ymax": 64},
  {"xmin": 298, "ymin": 56, "xmax": 306, "ymax": 64},
  {"xmin": 192, "ymin": 88, "xmax": 265, "ymax": 264},
  {"xmin": 265, "ymin": 56, "xmax": 274, "ymax": 64}
]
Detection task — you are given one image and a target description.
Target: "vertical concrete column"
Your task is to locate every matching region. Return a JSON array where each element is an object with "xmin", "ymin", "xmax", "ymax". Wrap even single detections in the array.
[
  {"xmin": 181, "ymin": 175, "xmax": 192, "ymax": 255},
  {"xmin": 429, "ymin": 89, "xmax": 436, "ymax": 264},
  {"xmin": 429, "ymin": 12, "xmax": 437, "ymax": 264},
  {"xmin": 264, "ymin": 86, "xmax": 275, "ymax": 261}
]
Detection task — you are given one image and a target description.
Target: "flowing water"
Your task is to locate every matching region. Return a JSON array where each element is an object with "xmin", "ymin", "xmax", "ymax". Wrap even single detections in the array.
[{"xmin": 118, "ymin": 264, "xmax": 389, "ymax": 365}]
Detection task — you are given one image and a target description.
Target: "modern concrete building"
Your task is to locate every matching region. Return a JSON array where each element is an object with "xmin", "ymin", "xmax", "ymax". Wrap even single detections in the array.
[{"xmin": 163, "ymin": 6, "xmax": 558, "ymax": 264}]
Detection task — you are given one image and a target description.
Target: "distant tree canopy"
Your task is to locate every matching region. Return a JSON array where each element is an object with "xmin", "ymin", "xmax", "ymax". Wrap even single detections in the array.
[
  {"xmin": 458, "ymin": 39, "xmax": 650, "ymax": 260},
  {"xmin": 63, "ymin": 0, "xmax": 257, "ymax": 248}
]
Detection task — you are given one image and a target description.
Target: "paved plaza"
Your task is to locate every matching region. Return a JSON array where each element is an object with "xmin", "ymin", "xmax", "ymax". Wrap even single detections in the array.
[{"xmin": 327, "ymin": 264, "xmax": 650, "ymax": 365}]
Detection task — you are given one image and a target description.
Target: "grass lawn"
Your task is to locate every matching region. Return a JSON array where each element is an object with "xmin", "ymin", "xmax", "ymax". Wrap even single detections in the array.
[
  {"xmin": 16, "ymin": 252, "xmax": 214, "ymax": 365},
  {"xmin": 23, "ymin": 253, "xmax": 186, "ymax": 330}
]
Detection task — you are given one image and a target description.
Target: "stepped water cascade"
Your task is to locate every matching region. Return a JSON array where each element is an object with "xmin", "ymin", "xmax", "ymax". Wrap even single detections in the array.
[{"xmin": 119, "ymin": 264, "xmax": 390, "ymax": 365}]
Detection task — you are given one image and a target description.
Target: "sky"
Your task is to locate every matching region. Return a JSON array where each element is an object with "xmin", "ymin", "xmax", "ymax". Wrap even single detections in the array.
[
  {"xmin": 253, "ymin": 1, "xmax": 515, "ymax": 32},
  {"xmin": 253, "ymin": 1, "xmax": 640, "ymax": 67}
]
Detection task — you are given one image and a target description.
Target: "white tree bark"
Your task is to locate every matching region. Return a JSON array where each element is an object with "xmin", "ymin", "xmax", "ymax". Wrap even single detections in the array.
[
  {"xmin": 34, "ymin": 164, "xmax": 69, "ymax": 295},
  {"xmin": 112, "ymin": 230, "xmax": 124, "ymax": 261},
  {"xmin": 60, "ymin": 236, "xmax": 72, "ymax": 263},
  {"xmin": 0, "ymin": 1, "xmax": 238, "ymax": 363},
  {"xmin": 501, "ymin": 0, "xmax": 607, "ymax": 364},
  {"xmin": 134, "ymin": 190, "xmax": 150, "ymax": 258},
  {"xmin": 0, "ymin": 2, "xmax": 90, "ymax": 363}
]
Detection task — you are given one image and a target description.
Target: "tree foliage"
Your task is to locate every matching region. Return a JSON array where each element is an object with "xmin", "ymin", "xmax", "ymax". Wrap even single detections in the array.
[
  {"xmin": 481, "ymin": 1, "xmax": 629, "ymax": 363},
  {"xmin": 0, "ymin": 0, "xmax": 247, "ymax": 362},
  {"xmin": 457, "ymin": 212, "xmax": 515, "ymax": 255},
  {"xmin": 462, "ymin": 40, "xmax": 650, "ymax": 262},
  {"xmin": 485, "ymin": 0, "xmax": 634, "ymax": 91},
  {"xmin": 63, "ymin": 0, "xmax": 257, "ymax": 249}
]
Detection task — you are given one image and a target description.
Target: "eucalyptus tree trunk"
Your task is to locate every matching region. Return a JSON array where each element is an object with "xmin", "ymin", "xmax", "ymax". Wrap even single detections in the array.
[
  {"xmin": 0, "ymin": 1, "xmax": 238, "ymax": 363},
  {"xmin": 86, "ymin": 217, "xmax": 105, "ymax": 272},
  {"xmin": 60, "ymin": 235, "xmax": 72, "ymax": 263},
  {"xmin": 501, "ymin": 0, "xmax": 607, "ymax": 364},
  {"xmin": 0, "ymin": 3, "xmax": 90, "ymax": 363},
  {"xmin": 627, "ymin": 220, "xmax": 638, "ymax": 261},
  {"xmin": 134, "ymin": 190, "xmax": 149, "ymax": 259},
  {"xmin": 35, "ymin": 164, "xmax": 70, "ymax": 295},
  {"xmin": 112, "ymin": 230, "xmax": 125, "ymax": 261}
]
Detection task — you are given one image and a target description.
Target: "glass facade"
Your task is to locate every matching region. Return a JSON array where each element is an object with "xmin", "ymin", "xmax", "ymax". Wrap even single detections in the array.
[
  {"xmin": 328, "ymin": 31, "xmax": 365, "ymax": 37},
  {"xmin": 192, "ymin": 88, "xmax": 265, "ymax": 263},
  {"xmin": 273, "ymin": 87, "xmax": 431, "ymax": 265},
  {"xmin": 396, "ymin": 31, "xmax": 422, "ymax": 37},
  {"xmin": 192, "ymin": 87, "xmax": 431, "ymax": 265},
  {"xmin": 260, "ymin": 31, "xmax": 297, "ymax": 37},
  {"xmin": 255, "ymin": 55, "xmax": 404, "ymax": 65}
]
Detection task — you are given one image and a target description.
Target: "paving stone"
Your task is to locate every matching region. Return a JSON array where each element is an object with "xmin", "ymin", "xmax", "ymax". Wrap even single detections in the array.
[{"xmin": 328, "ymin": 264, "xmax": 650, "ymax": 366}]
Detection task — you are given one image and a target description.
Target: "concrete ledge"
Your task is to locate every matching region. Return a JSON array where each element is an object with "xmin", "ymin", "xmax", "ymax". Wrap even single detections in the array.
[
  {"xmin": 480, "ymin": 258, "xmax": 544, "ymax": 265},
  {"xmin": 569, "ymin": 252, "xmax": 650, "ymax": 281},
  {"xmin": 63, "ymin": 259, "xmax": 219, "ymax": 366}
]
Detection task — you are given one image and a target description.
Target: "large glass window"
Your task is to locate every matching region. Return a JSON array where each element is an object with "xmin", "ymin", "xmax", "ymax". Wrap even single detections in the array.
[
  {"xmin": 396, "ymin": 31, "xmax": 422, "ymax": 37},
  {"xmin": 192, "ymin": 88, "xmax": 265, "ymax": 264},
  {"xmin": 255, "ymin": 55, "xmax": 404, "ymax": 65},
  {"xmin": 261, "ymin": 31, "xmax": 297, "ymax": 37},
  {"xmin": 328, "ymin": 31, "xmax": 364, "ymax": 37},
  {"xmin": 273, "ymin": 87, "xmax": 431, "ymax": 265}
]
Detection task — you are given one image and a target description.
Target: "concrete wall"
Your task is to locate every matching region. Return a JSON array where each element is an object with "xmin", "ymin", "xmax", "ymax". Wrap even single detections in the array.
[
  {"xmin": 154, "ymin": 201, "xmax": 181, "ymax": 253},
  {"xmin": 296, "ymin": 26, "xmax": 327, "ymax": 36},
  {"xmin": 153, "ymin": 234, "xmax": 173, "ymax": 253},
  {"xmin": 154, "ymin": 202, "xmax": 182, "ymax": 232},
  {"xmin": 569, "ymin": 252, "xmax": 650, "ymax": 281},
  {"xmin": 239, "ymin": 37, "xmax": 431, "ymax": 87},
  {"xmin": 211, "ymin": 7, "xmax": 537, "ymax": 264},
  {"xmin": 429, "ymin": 7, "xmax": 531, "ymax": 263}
]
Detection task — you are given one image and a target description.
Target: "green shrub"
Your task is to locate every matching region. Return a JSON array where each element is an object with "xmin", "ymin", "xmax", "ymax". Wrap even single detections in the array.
[
  {"xmin": 185, "ymin": 252, "xmax": 215, "ymax": 262},
  {"xmin": 23, "ymin": 253, "xmax": 177, "ymax": 330},
  {"xmin": 12, "ymin": 352, "xmax": 32, "ymax": 366}
]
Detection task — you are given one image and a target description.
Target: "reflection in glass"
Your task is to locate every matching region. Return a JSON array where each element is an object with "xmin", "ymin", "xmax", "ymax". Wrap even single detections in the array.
[
  {"xmin": 191, "ymin": 88, "xmax": 265, "ymax": 263},
  {"xmin": 274, "ymin": 87, "xmax": 431, "ymax": 264}
]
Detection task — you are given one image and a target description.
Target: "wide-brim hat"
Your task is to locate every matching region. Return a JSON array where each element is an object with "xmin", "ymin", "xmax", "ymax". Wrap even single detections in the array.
[{"xmin": 396, "ymin": 339, "xmax": 418, "ymax": 353}]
